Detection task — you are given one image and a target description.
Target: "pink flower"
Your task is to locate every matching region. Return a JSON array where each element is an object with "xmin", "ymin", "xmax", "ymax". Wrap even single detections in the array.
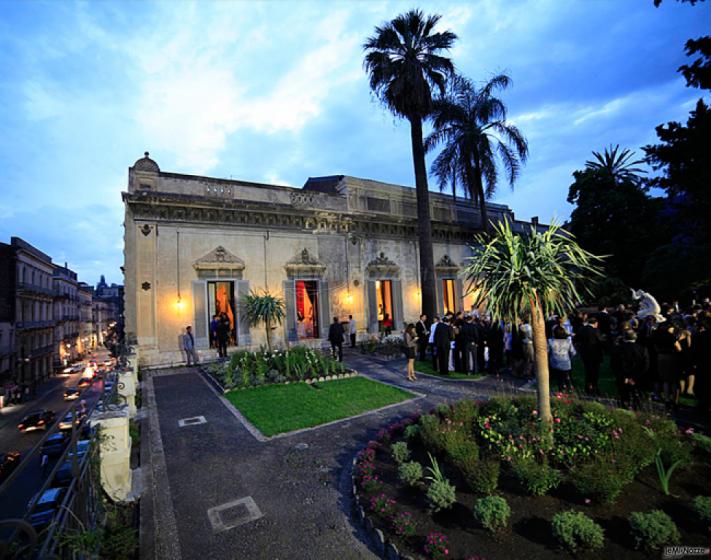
[
  {"xmin": 554, "ymin": 417, "xmax": 561, "ymax": 424},
  {"xmin": 532, "ymin": 410, "xmax": 538, "ymax": 416},
  {"xmin": 684, "ymin": 426, "xmax": 695, "ymax": 435},
  {"xmin": 584, "ymin": 498, "xmax": 591, "ymax": 505},
  {"xmin": 484, "ymin": 422, "xmax": 491, "ymax": 429}
]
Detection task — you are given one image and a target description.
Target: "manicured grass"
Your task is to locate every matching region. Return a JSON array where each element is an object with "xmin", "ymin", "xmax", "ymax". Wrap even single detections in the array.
[
  {"xmin": 414, "ymin": 359, "xmax": 485, "ymax": 380},
  {"xmin": 225, "ymin": 376, "xmax": 415, "ymax": 436}
]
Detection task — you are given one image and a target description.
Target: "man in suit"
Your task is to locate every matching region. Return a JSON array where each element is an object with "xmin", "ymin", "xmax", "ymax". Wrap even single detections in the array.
[
  {"xmin": 429, "ymin": 316, "xmax": 440, "ymax": 369},
  {"xmin": 460, "ymin": 315, "xmax": 479, "ymax": 374},
  {"xmin": 415, "ymin": 314, "xmax": 429, "ymax": 362},
  {"xmin": 183, "ymin": 326, "xmax": 199, "ymax": 366},
  {"xmin": 328, "ymin": 316, "xmax": 345, "ymax": 362},
  {"xmin": 434, "ymin": 317, "xmax": 454, "ymax": 375},
  {"xmin": 576, "ymin": 316, "xmax": 604, "ymax": 394}
]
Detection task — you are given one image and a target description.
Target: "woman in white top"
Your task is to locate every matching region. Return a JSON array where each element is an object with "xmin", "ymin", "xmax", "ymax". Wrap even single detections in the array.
[{"xmin": 548, "ymin": 325, "xmax": 577, "ymax": 393}]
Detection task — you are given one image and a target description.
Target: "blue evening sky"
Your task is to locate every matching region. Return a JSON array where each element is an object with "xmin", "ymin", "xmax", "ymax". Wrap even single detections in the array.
[{"xmin": 0, "ymin": 1, "xmax": 708, "ymax": 285}]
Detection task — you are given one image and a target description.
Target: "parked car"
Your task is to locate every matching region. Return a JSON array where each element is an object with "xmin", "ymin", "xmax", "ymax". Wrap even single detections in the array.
[
  {"xmin": 77, "ymin": 378, "xmax": 92, "ymax": 389},
  {"xmin": 54, "ymin": 441, "xmax": 92, "ymax": 486},
  {"xmin": 58, "ymin": 411, "xmax": 85, "ymax": 431},
  {"xmin": 17, "ymin": 410, "xmax": 55, "ymax": 433},
  {"xmin": 0, "ymin": 451, "xmax": 21, "ymax": 483},
  {"xmin": 40, "ymin": 432, "xmax": 68, "ymax": 458},
  {"xmin": 27, "ymin": 487, "xmax": 66, "ymax": 529},
  {"xmin": 63, "ymin": 387, "xmax": 81, "ymax": 401}
]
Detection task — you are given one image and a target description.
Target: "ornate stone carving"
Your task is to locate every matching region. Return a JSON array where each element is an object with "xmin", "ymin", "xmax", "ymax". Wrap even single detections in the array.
[
  {"xmin": 436, "ymin": 254, "xmax": 459, "ymax": 273},
  {"xmin": 368, "ymin": 252, "xmax": 396, "ymax": 267},
  {"xmin": 140, "ymin": 224, "xmax": 153, "ymax": 236},
  {"xmin": 291, "ymin": 191, "xmax": 315, "ymax": 207},
  {"xmin": 285, "ymin": 249, "xmax": 326, "ymax": 278},
  {"xmin": 366, "ymin": 252, "xmax": 400, "ymax": 279},
  {"xmin": 141, "ymin": 282, "xmax": 151, "ymax": 291},
  {"xmin": 193, "ymin": 246, "xmax": 245, "ymax": 275}
]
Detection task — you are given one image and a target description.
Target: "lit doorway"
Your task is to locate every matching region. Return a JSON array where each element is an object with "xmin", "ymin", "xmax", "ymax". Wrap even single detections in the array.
[
  {"xmin": 296, "ymin": 280, "xmax": 319, "ymax": 339},
  {"xmin": 207, "ymin": 281, "xmax": 236, "ymax": 346},
  {"xmin": 375, "ymin": 280, "xmax": 393, "ymax": 328},
  {"xmin": 442, "ymin": 279, "xmax": 456, "ymax": 315}
]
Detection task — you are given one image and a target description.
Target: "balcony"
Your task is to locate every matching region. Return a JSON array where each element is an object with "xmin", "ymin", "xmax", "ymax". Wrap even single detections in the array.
[
  {"xmin": 17, "ymin": 282, "xmax": 54, "ymax": 298},
  {"xmin": 29, "ymin": 344, "xmax": 53, "ymax": 358},
  {"xmin": 16, "ymin": 320, "xmax": 55, "ymax": 330}
]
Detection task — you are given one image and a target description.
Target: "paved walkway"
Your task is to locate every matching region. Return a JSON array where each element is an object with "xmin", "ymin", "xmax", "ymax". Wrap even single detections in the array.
[{"xmin": 140, "ymin": 351, "xmax": 528, "ymax": 560}]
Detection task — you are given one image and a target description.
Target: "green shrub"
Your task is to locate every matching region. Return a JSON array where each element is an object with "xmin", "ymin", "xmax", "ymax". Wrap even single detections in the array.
[
  {"xmin": 426, "ymin": 479, "xmax": 457, "ymax": 512},
  {"xmin": 420, "ymin": 414, "xmax": 445, "ymax": 453},
  {"xmin": 691, "ymin": 432, "xmax": 711, "ymax": 456},
  {"xmin": 436, "ymin": 403, "xmax": 451, "ymax": 417},
  {"xmin": 692, "ymin": 496, "xmax": 711, "ymax": 529},
  {"xmin": 398, "ymin": 461, "xmax": 423, "ymax": 486},
  {"xmin": 391, "ymin": 441, "xmax": 410, "ymax": 464},
  {"xmin": 629, "ymin": 510, "xmax": 680, "ymax": 551},
  {"xmin": 441, "ymin": 429, "xmax": 478, "ymax": 465},
  {"xmin": 403, "ymin": 424, "xmax": 420, "ymax": 441},
  {"xmin": 511, "ymin": 457, "xmax": 562, "ymax": 496},
  {"xmin": 460, "ymin": 458, "xmax": 500, "ymax": 494},
  {"xmin": 425, "ymin": 453, "xmax": 457, "ymax": 512},
  {"xmin": 570, "ymin": 457, "xmax": 631, "ymax": 504},
  {"xmin": 480, "ymin": 397, "xmax": 519, "ymax": 421},
  {"xmin": 447, "ymin": 400, "xmax": 479, "ymax": 425},
  {"xmin": 472, "ymin": 496, "xmax": 510, "ymax": 533},
  {"xmin": 551, "ymin": 510, "xmax": 605, "ymax": 552}
]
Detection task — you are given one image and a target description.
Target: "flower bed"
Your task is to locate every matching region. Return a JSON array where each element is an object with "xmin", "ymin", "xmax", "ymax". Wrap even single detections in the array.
[
  {"xmin": 352, "ymin": 396, "xmax": 711, "ymax": 559},
  {"xmin": 360, "ymin": 335, "xmax": 405, "ymax": 359},
  {"xmin": 205, "ymin": 346, "xmax": 351, "ymax": 391}
]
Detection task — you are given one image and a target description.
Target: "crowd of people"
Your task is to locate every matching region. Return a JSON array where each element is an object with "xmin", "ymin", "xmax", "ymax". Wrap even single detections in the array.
[{"xmin": 401, "ymin": 297, "xmax": 711, "ymax": 412}]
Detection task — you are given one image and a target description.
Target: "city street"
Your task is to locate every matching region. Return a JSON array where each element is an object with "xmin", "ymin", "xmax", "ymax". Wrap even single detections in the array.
[{"xmin": 0, "ymin": 350, "xmax": 110, "ymax": 521}]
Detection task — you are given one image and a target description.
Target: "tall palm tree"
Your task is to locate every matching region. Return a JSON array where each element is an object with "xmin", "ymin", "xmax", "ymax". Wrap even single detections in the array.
[
  {"xmin": 462, "ymin": 220, "xmax": 603, "ymax": 425},
  {"xmin": 585, "ymin": 145, "xmax": 646, "ymax": 185},
  {"xmin": 426, "ymin": 74, "xmax": 528, "ymax": 233},
  {"xmin": 363, "ymin": 9, "xmax": 456, "ymax": 319}
]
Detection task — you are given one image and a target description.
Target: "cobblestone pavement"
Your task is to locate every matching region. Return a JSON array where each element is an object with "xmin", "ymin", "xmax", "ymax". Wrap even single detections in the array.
[{"xmin": 141, "ymin": 350, "xmax": 529, "ymax": 560}]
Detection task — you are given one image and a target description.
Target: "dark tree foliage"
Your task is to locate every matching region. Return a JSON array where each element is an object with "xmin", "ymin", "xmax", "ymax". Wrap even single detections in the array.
[
  {"xmin": 566, "ymin": 166, "xmax": 668, "ymax": 289},
  {"xmin": 653, "ymin": 0, "xmax": 704, "ymax": 6},
  {"xmin": 678, "ymin": 36, "xmax": 711, "ymax": 89}
]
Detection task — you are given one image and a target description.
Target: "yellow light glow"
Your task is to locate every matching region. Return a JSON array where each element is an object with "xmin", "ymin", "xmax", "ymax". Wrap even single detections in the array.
[
  {"xmin": 175, "ymin": 297, "xmax": 185, "ymax": 312},
  {"xmin": 344, "ymin": 293, "xmax": 353, "ymax": 305}
]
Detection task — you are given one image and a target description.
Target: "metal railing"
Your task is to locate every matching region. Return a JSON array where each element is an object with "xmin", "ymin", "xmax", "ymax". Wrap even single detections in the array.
[
  {"xmin": 15, "ymin": 322, "xmax": 54, "ymax": 331},
  {"xmin": 16, "ymin": 284, "xmax": 54, "ymax": 298}
]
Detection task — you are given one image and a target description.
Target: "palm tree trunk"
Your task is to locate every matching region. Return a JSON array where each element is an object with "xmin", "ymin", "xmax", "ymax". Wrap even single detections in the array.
[
  {"xmin": 265, "ymin": 317, "xmax": 272, "ymax": 352},
  {"xmin": 530, "ymin": 302, "xmax": 552, "ymax": 425},
  {"xmin": 473, "ymin": 162, "xmax": 490, "ymax": 234},
  {"xmin": 409, "ymin": 115, "xmax": 436, "ymax": 320}
]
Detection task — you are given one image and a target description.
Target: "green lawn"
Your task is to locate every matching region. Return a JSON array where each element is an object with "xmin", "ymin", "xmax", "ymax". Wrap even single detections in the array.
[
  {"xmin": 414, "ymin": 359, "xmax": 485, "ymax": 380},
  {"xmin": 225, "ymin": 377, "xmax": 415, "ymax": 436}
]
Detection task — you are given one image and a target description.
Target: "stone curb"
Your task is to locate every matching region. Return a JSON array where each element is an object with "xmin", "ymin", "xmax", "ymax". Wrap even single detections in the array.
[{"xmin": 350, "ymin": 446, "xmax": 410, "ymax": 560}]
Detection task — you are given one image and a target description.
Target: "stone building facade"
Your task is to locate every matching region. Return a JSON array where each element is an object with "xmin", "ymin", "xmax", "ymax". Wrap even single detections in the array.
[
  {"xmin": 11, "ymin": 238, "xmax": 56, "ymax": 388},
  {"xmin": 53, "ymin": 264, "xmax": 81, "ymax": 366},
  {"xmin": 123, "ymin": 153, "xmax": 542, "ymax": 368}
]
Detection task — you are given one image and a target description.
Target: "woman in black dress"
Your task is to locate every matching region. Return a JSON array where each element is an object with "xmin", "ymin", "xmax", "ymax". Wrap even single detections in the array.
[{"xmin": 404, "ymin": 324, "xmax": 418, "ymax": 381}]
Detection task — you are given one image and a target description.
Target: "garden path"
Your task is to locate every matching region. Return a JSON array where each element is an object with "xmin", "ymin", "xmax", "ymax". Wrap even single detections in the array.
[{"xmin": 140, "ymin": 350, "xmax": 528, "ymax": 560}]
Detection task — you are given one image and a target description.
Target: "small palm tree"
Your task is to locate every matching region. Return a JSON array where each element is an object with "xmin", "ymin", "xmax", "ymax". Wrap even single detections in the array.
[
  {"xmin": 585, "ymin": 145, "xmax": 646, "ymax": 185},
  {"xmin": 426, "ymin": 74, "xmax": 528, "ymax": 232},
  {"xmin": 462, "ymin": 220, "xmax": 603, "ymax": 424},
  {"xmin": 242, "ymin": 291, "xmax": 286, "ymax": 352},
  {"xmin": 363, "ymin": 8, "xmax": 457, "ymax": 319}
]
